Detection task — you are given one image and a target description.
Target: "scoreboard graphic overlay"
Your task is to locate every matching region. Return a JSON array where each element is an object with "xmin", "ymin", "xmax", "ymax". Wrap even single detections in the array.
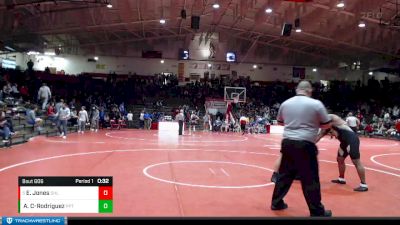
[{"xmin": 18, "ymin": 177, "xmax": 113, "ymax": 214}]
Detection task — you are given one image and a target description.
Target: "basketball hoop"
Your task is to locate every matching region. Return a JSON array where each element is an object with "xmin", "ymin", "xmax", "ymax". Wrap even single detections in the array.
[{"xmin": 224, "ymin": 86, "xmax": 246, "ymax": 104}]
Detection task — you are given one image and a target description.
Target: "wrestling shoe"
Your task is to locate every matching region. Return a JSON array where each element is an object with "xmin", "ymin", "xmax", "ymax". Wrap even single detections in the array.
[
  {"xmin": 331, "ymin": 179, "xmax": 346, "ymax": 184},
  {"xmin": 354, "ymin": 184, "xmax": 368, "ymax": 192}
]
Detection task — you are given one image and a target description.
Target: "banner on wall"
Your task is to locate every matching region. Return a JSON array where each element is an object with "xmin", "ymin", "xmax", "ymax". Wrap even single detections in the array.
[
  {"xmin": 221, "ymin": 64, "xmax": 230, "ymax": 70},
  {"xmin": 190, "ymin": 62, "xmax": 208, "ymax": 69},
  {"xmin": 178, "ymin": 63, "xmax": 185, "ymax": 82},
  {"xmin": 96, "ymin": 64, "xmax": 106, "ymax": 69},
  {"xmin": 205, "ymin": 98, "xmax": 227, "ymax": 115},
  {"xmin": 190, "ymin": 62, "xmax": 230, "ymax": 71}
]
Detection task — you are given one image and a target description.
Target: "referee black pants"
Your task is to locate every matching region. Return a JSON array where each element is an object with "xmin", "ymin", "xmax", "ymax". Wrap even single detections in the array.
[
  {"xmin": 178, "ymin": 120, "xmax": 183, "ymax": 135},
  {"xmin": 271, "ymin": 139, "xmax": 326, "ymax": 216}
]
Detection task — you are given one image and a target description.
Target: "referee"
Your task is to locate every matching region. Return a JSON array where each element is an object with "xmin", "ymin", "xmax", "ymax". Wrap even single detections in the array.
[
  {"xmin": 271, "ymin": 81, "xmax": 332, "ymax": 217},
  {"xmin": 176, "ymin": 109, "xmax": 185, "ymax": 135}
]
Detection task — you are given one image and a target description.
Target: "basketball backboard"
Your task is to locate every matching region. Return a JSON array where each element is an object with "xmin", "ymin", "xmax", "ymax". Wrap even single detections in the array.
[{"xmin": 224, "ymin": 87, "xmax": 246, "ymax": 103}]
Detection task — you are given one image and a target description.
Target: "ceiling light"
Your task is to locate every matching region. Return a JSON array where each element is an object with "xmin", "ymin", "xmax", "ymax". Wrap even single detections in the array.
[
  {"xmin": 5, "ymin": 46, "xmax": 15, "ymax": 51},
  {"xmin": 336, "ymin": 2, "xmax": 345, "ymax": 8},
  {"xmin": 212, "ymin": 3, "xmax": 220, "ymax": 9},
  {"xmin": 161, "ymin": 60, "xmax": 165, "ymax": 64},
  {"xmin": 208, "ymin": 63, "xmax": 212, "ymax": 68},
  {"xmin": 253, "ymin": 65, "xmax": 258, "ymax": 69},
  {"xmin": 369, "ymin": 71, "xmax": 373, "ymax": 75},
  {"xmin": 94, "ymin": 56, "xmax": 99, "ymax": 61},
  {"xmin": 27, "ymin": 51, "xmax": 40, "ymax": 55},
  {"xmin": 44, "ymin": 52, "xmax": 56, "ymax": 56},
  {"xmin": 107, "ymin": 4, "xmax": 112, "ymax": 8},
  {"xmin": 160, "ymin": 19, "xmax": 166, "ymax": 24},
  {"xmin": 358, "ymin": 21, "xmax": 366, "ymax": 28},
  {"xmin": 265, "ymin": 8, "xmax": 273, "ymax": 14},
  {"xmin": 295, "ymin": 28, "xmax": 302, "ymax": 33},
  {"xmin": 312, "ymin": 68, "xmax": 317, "ymax": 72},
  {"xmin": 202, "ymin": 49, "xmax": 211, "ymax": 58}
]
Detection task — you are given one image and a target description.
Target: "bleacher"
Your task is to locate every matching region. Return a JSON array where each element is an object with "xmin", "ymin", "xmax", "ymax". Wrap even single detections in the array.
[{"xmin": 0, "ymin": 101, "xmax": 80, "ymax": 148}]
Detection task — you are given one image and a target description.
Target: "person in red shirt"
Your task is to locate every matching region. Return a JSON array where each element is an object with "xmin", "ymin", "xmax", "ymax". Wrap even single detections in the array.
[
  {"xmin": 19, "ymin": 85, "xmax": 29, "ymax": 100},
  {"xmin": 356, "ymin": 110, "xmax": 363, "ymax": 121},
  {"xmin": 225, "ymin": 101, "xmax": 234, "ymax": 124},
  {"xmin": 396, "ymin": 119, "xmax": 400, "ymax": 134},
  {"xmin": 47, "ymin": 102, "xmax": 57, "ymax": 125},
  {"xmin": 364, "ymin": 124, "xmax": 373, "ymax": 138}
]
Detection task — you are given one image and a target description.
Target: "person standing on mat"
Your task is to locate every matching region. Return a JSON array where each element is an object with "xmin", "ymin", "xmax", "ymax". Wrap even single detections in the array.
[
  {"xmin": 239, "ymin": 115, "xmax": 248, "ymax": 135},
  {"xmin": 271, "ymin": 81, "xmax": 332, "ymax": 217},
  {"xmin": 345, "ymin": 112, "xmax": 360, "ymax": 133},
  {"xmin": 316, "ymin": 114, "xmax": 368, "ymax": 192},
  {"xmin": 57, "ymin": 103, "xmax": 70, "ymax": 139},
  {"xmin": 176, "ymin": 109, "xmax": 184, "ymax": 135}
]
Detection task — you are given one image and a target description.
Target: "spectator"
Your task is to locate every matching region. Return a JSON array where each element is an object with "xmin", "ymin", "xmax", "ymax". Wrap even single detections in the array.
[
  {"xmin": 55, "ymin": 99, "xmax": 64, "ymax": 113},
  {"xmin": 56, "ymin": 103, "xmax": 70, "ymax": 139},
  {"xmin": 119, "ymin": 102, "xmax": 126, "ymax": 116},
  {"xmin": 27, "ymin": 59, "xmax": 34, "ymax": 71},
  {"xmin": 143, "ymin": 112, "xmax": 152, "ymax": 130},
  {"xmin": 346, "ymin": 112, "xmax": 360, "ymax": 133},
  {"xmin": 364, "ymin": 124, "xmax": 373, "ymax": 137},
  {"xmin": 69, "ymin": 106, "xmax": 78, "ymax": 126},
  {"xmin": 90, "ymin": 106, "xmax": 100, "ymax": 132},
  {"xmin": 99, "ymin": 107, "xmax": 105, "ymax": 129},
  {"xmin": 395, "ymin": 119, "xmax": 400, "ymax": 137},
  {"xmin": 0, "ymin": 114, "xmax": 11, "ymax": 144},
  {"xmin": 78, "ymin": 106, "xmax": 89, "ymax": 134},
  {"xmin": 26, "ymin": 105, "xmax": 43, "ymax": 132},
  {"xmin": 11, "ymin": 83, "xmax": 19, "ymax": 98},
  {"xmin": 46, "ymin": 102, "xmax": 57, "ymax": 125},
  {"xmin": 139, "ymin": 110, "xmax": 145, "ymax": 129},
  {"xmin": 3, "ymin": 82, "xmax": 12, "ymax": 98},
  {"xmin": 19, "ymin": 85, "xmax": 29, "ymax": 100},
  {"xmin": 127, "ymin": 111, "xmax": 133, "ymax": 128},
  {"xmin": 393, "ymin": 106, "xmax": 399, "ymax": 119},
  {"xmin": 37, "ymin": 83, "xmax": 51, "ymax": 110}
]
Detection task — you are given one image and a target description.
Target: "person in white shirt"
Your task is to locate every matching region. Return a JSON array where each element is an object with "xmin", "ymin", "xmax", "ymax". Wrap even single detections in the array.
[
  {"xmin": 239, "ymin": 116, "xmax": 249, "ymax": 135},
  {"xmin": 345, "ymin": 112, "xmax": 360, "ymax": 133},
  {"xmin": 203, "ymin": 113, "xmax": 211, "ymax": 132},
  {"xmin": 37, "ymin": 83, "xmax": 51, "ymax": 110},
  {"xmin": 78, "ymin": 106, "xmax": 89, "ymax": 134},
  {"xmin": 393, "ymin": 106, "xmax": 399, "ymax": 119},
  {"xmin": 139, "ymin": 110, "xmax": 145, "ymax": 129},
  {"xmin": 189, "ymin": 112, "xmax": 199, "ymax": 134},
  {"xmin": 127, "ymin": 111, "xmax": 133, "ymax": 128},
  {"xmin": 11, "ymin": 83, "xmax": 19, "ymax": 97}
]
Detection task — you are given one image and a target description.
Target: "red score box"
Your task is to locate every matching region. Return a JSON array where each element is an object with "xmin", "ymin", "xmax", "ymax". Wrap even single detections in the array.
[{"xmin": 99, "ymin": 186, "xmax": 113, "ymax": 200}]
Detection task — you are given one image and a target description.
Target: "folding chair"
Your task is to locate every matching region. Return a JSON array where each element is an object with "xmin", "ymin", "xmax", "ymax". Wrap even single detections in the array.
[
  {"xmin": 110, "ymin": 119, "xmax": 120, "ymax": 130},
  {"xmin": 119, "ymin": 120, "xmax": 127, "ymax": 129}
]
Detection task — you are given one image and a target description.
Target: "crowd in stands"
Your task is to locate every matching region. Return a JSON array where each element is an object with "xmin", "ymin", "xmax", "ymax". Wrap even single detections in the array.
[{"xmin": 0, "ymin": 66, "xmax": 399, "ymax": 143}]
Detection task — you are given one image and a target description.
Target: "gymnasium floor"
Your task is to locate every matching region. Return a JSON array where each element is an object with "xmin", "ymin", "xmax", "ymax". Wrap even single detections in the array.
[{"xmin": 0, "ymin": 129, "xmax": 399, "ymax": 217}]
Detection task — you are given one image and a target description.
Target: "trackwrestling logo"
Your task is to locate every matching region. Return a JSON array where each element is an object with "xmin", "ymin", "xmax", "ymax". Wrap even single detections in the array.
[{"xmin": 1, "ymin": 217, "xmax": 64, "ymax": 225}]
